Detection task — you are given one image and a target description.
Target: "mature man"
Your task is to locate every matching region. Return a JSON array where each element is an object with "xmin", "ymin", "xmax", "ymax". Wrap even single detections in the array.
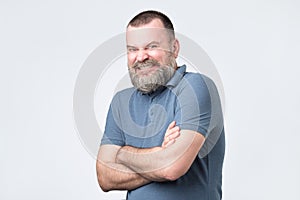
[{"xmin": 96, "ymin": 10, "xmax": 225, "ymax": 200}]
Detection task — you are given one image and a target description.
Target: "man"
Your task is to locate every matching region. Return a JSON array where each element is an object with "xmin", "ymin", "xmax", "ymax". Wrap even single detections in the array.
[{"xmin": 96, "ymin": 10, "xmax": 225, "ymax": 200}]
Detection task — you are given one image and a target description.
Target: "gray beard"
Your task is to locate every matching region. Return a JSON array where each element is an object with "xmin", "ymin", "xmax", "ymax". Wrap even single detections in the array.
[{"xmin": 128, "ymin": 59, "xmax": 176, "ymax": 94}]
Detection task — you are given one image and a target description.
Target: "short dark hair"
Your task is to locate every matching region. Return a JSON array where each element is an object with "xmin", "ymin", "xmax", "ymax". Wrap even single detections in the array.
[{"xmin": 127, "ymin": 10, "xmax": 175, "ymax": 38}]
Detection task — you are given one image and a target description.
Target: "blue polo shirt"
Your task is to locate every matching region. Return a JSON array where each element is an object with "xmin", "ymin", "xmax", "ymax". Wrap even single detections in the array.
[{"xmin": 101, "ymin": 65, "xmax": 225, "ymax": 200}]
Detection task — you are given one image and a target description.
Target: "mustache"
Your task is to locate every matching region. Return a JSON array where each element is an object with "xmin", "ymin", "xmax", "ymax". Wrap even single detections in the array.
[{"xmin": 132, "ymin": 59, "xmax": 161, "ymax": 70}]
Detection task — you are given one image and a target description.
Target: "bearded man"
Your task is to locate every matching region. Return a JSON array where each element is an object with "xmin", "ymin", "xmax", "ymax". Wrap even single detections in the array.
[{"xmin": 96, "ymin": 10, "xmax": 225, "ymax": 200}]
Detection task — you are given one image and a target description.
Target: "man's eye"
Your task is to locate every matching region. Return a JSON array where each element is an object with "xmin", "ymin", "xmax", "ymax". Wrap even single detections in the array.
[
  {"xmin": 147, "ymin": 45, "xmax": 158, "ymax": 49},
  {"xmin": 128, "ymin": 48, "xmax": 137, "ymax": 52}
]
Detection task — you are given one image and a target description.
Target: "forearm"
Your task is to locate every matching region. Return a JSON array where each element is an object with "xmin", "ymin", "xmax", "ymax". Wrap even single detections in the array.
[
  {"xmin": 116, "ymin": 131, "xmax": 203, "ymax": 181},
  {"xmin": 96, "ymin": 160, "xmax": 150, "ymax": 192},
  {"xmin": 116, "ymin": 146, "xmax": 170, "ymax": 181},
  {"xmin": 114, "ymin": 121, "xmax": 182, "ymax": 181},
  {"xmin": 116, "ymin": 144, "xmax": 186, "ymax": 181}
]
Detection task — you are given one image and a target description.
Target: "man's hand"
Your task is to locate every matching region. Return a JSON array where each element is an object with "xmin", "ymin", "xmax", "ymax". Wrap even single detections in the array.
[{"xmin": 161, "ymin": 121, "xmax": 180, "ymax": 148}]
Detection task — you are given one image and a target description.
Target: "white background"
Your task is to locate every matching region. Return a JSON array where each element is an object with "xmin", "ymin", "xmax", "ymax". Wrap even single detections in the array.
[{"xmin": 1, "ymin": 0, "xmax": 300, "ymax": 199}]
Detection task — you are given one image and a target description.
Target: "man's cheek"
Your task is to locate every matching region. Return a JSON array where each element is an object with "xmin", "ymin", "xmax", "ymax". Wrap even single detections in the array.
[{"xmin": 127, "ymin": 55, "xmax": 136, "ymax": 65}]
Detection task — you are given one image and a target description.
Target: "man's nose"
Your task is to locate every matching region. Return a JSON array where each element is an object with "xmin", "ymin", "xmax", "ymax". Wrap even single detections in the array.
[{"xmin": 136, "ymin": 49, "xmax": 149, "ymax": 62}]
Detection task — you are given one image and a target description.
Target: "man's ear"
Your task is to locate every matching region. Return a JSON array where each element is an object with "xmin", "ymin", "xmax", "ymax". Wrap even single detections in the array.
[{"xmin": 173, "ymin": 39, "xmax": 180, "ymax": 58}]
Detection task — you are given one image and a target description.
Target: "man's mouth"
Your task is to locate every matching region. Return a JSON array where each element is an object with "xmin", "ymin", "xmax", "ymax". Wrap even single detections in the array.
[{"xmin": 136, "ymin": 65, "xmax": 159, "ymax": 75}]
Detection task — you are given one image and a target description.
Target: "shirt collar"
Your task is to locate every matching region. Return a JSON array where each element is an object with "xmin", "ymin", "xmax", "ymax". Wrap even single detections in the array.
[{"xmin": 166, "ymin": 65, "xmax": 186, "ymax": 88}]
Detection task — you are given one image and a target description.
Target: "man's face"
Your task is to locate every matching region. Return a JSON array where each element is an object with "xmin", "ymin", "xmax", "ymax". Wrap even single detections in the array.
[{"xmin": 126, "ymin": 19, "xmax": 179, "ymax": 93}]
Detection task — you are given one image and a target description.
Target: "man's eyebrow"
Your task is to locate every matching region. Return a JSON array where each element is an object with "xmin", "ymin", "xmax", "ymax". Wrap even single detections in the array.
[
  {"xmin": 127, "ymin": 41, "xmax": 161, "ymax": 48},
  {"xmin": 146, "ymin": 41, "xmax": 160, "ymax": 46},
  {"xmin": 126, "ymin": 45, "xmax": 137, "ymax": 48}
]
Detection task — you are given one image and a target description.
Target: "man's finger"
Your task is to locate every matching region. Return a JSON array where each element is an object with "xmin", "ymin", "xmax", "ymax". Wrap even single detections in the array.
[
  {"xmin": 163, "ymin": 139, "xmax": 176, "ymax": 148},
  {"xmin": 168, "ymin": 131, "xmax": 180, "ymax": 140},
  {"xmin": 165, "ymin": 126, "xmax": 180, "ymax": 138}
]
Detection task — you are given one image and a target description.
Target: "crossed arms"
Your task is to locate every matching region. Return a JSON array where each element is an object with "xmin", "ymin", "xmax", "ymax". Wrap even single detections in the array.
[{"xmin": 96, "ymin": 121, "xmax": 205, "ymax": 192}]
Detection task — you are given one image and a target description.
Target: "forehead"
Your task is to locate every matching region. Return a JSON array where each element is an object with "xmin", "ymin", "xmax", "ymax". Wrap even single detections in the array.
[{"xmin": 126, "ymin": 19, "xmax": 170, "ymax": 46}]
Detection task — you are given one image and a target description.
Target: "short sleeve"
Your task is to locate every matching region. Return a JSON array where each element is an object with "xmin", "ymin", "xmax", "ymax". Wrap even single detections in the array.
[
  {"xmin": 100, "ymin": 94, "xmax": 125, "ymax": 146},
  {"xmin": 174, "ymin": 73, "xmax": 220, "ymax": 138}
]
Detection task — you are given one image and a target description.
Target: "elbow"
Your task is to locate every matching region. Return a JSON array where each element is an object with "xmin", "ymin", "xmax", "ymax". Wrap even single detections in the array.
[
  {"xmin": 100, "ymin": 185, "xmax": 111, "ymax": 193},
  {"xmin": 96, "ymin": 163, "xmax": 111, "ymax": 192},
  {"xmin": 97, "ymin": 177, "xmax": 110, "ymax": 192},
  {"xmin": 163, "ymin": 172, "xmax": 182, "ymax": 182},
  {"xmin": 161, "ymin": 166, "xmax": 188, "ymax": 181},
  {"xmin": 97, "ymin": 172, "xmax": 112, "ymax": 192}
]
